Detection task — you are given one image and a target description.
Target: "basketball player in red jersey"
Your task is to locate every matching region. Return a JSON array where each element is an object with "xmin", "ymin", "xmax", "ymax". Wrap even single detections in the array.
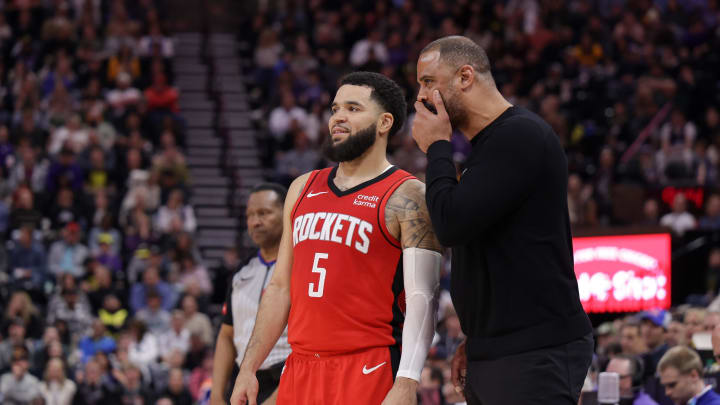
[{"xmin": 230, "ymin": 71, "xmax": 443, "ymax": 405}]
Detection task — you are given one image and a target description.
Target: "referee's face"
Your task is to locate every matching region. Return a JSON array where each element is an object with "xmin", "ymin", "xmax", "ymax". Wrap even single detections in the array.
[{"xmin": 246, "ymin": 190, "xmax": 283, "ymax": 249}]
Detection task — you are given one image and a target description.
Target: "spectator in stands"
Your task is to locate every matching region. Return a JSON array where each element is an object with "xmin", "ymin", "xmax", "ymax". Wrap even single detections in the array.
[
  {"xmin": 48, "ymin": 114, "xmax": 89, "ymax": 156},
  {"xmin": 160, "ymin": 367, "xmax": 193, "ymax": 405},
  {"xmin": 158, "ymin": 310, "xmax": 190, "ymax": 360},
  {"xmin": 126, "ymin": 319, "xmax": 159, "ymax": 369},
  {"xmin": 83, "ymin": 146, "xmax": 114, "ymax": 194},
  {"xmin": 11, "ymin": 110, "xmax": 48, "ymax": 152},
  {"xmin": 30, "ymin": 326, "xmax": 64, "ymax": 378},
  {"xmin": 48, "ymin": 222, "xmax": 90, "ymax": 279},
  {"xmin": 641, "ymin": 199, "xmax": 661, "ymax": 226},
  {"xmin": 46, "ymin": 148, "xmax": 84, "ymax": 195},
  {"xmin": 177, "ymin": 255, "xmax": 212, "ymax": 298},
  {"xmin": 185, "ymin": 352, "xmax": 210, "ymax": 400},
  {"xmin": 144, "ymin": 72, "xmax": 179, "ymax": 114},
  {"xmin": 640, "ymin": 311, "xmax": 671, "ymax": 381},
  {"xmin": 135, "ymin": 289, "xmax": 171, "ymax": 336},
  {"xmin": 180, "ymin": 295, "xmax": 213, "ymax": 346},
  {"xmin": 74, "ymin": 358, "xmax": 119, "ymax": 405},
  {"xmin": 98, "ymin": 293, "xmax": 128, "ymax": 337},
  {"xmin": 77, "ymin": 319, "xmax": 116, "ymax": 364},
  {"xmin": 419, "ymin": 366, "xmax": 445, "ymax": 405},
  {"xmin": 667, "ymin": 321, "xmax": 687, "ymax": 348},
  {"xmin": 88, "ymin": 214, "xmax": 122, "ymax": 255},
  {"xmin": 349, "ymin": 30, "xmax": 388, "ymax": 67},
  {"xmin": 699, "ymin": 194, "xmax": 720, "ymax": 230},
  {"xmin": 660, "ymin": 193, "xmax": 697, "ymax": 236},
  {"xmin": 152, "ymin": 131, "xmax": 188, "ymax": 191},
  {"xmin": 7, "ymin": 145, "xmax": 48, "ymax": 194},
  {"xmin": 39, "ymin": 358, "xmax": 76, "ymax": 405},
  {"xmin": 704, "ymin": 312, "xmax": 720, "ymax": 332},
  {"xmin": 7, "ymin": 225, "xmax": 47, "ymax": 296},
  {"xmin": 658, "ymin": 346, "xmax": 720, "ymax": 405},
  {"xmin": 46, "ymin": 282, "xmax": 93, "ymax": 343},
  {"xmin": 49, "ymin": 188, "xmax": 84, "ymax": 231},
  {"xmin": 0, "ymin": 320, "xmax": 33, "ymax": 373},
  {"xmin": 94, "ymin": 233, "xmax": 122, "ymax": 274},
  {"xmin": 1, "ymin": 291, "xmax": 44, "ymax": 340},
  {"xmin": 685, "ymin": 308, "xmax": 707, "ymax": 342},
  {"xmin": 8, "ymin": 186, "xmax": 43, "ymax": 234},
  {"xmin": 0, "ymin": 346, "xmax": 41, "ymax": 404},
  {"xmin": 275, "ymin": 131, "xmax": 320, "ymax": 186},
  {"xmin": 567, "ymin": 173, "xmax": 597, "ymax": 228},
  {"xmin": 107, "ymin": 45, "xmax": 140, "ymax": 83},
  {"xmin": 621, "ymin": 322, "xmax": 648, "ymax": 356},
  {"xmin": 106, "ymin": 71, "xmax": 141, "ymax": 119},
  {"xmin": 85, "ymin": 265, "xmax": 121, "ymax": 312},
  {"xmin": 129, "ymin": 266, "xmax": 177, "ymax": 313},
  {"xmin": 85, "ymin": 106, "xmax": 116, "ymax": 153},
  {"xmin": 210, "ymin": 247, "xmax": 240, "ymax": 306},
  {"xmin": 154, "ymin": 188, "xmax": 196, "ymax": 235},
  {"xmin": 268, "ymin": 91, "xmax": 308, "ymax": 145},
  {"xmin": 707, "ymin": 249, "xmax": 720, "ymax": 297},
  {"xmin": 605, "ymin": 355, "xmax": 659, "ymax": 405},
  {"xmin": 713, "ymin": 324, "xmax": 720, "ymax": 364},
  {"xmin": 138, "ymin": 24, "xmax": 174, "ymax": 59}
]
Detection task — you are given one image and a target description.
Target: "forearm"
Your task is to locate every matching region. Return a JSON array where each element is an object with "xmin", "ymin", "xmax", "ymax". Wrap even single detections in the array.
[
  {"xmin": 210, "ymin": 327, "xmax": 236, "ymax": 400},
  {"xmin": 425, "ymin": 141, "xmax": 467, "ymax": 245},
  {"xmin": 239, "ymin": 283, "xmax": 290, "ymax": 373},
  {"xmin": 397, "ymin": 248, "xmax": 441, "ymax": 382}
]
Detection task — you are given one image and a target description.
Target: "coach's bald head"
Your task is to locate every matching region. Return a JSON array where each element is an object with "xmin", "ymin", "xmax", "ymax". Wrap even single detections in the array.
[
  {"xmin": 419, "ymin": 36, "xmax": 494, "ymax": 84},
  {"xmin": 416, "ymin": 35, "xmax": 510, "ymax": 137}
]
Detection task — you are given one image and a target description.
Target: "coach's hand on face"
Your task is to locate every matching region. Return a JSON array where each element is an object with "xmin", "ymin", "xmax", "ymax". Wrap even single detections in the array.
[
  {"xmin": 230, "ymin": 370, "xmax": 259, "ymax": 405},
  {"xmin": 382, "ymin": 377, "xmax": 418, "ymax": 405},
  {"xmin": 412, "ymin": 89, "xmax": 452, "ymax": 153}
]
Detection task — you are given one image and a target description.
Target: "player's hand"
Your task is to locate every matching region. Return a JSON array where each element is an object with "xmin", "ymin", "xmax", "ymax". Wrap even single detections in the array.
[
  {"xmin": 381, "ymin": 377, "xmax": 418, "ymax": 405},
  {"xmin": 450, "ymin": 339, "xmax": 467, "ymax": 397},
  {"xmin": 229, "ymin": 369, "xmax": 259, "ymax": 405},
  {"xmin": 412, "ymin": 89, "xmax": 452, "ymax": 153}
]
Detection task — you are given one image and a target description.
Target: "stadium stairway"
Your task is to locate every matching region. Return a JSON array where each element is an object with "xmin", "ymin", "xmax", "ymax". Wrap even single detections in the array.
[{"xmin": 174, "ymin": 32, "xmax": 262, "ymax": 268}]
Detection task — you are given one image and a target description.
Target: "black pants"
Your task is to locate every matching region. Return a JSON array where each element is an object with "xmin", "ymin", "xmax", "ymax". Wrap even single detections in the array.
[
  {"xmin": 226, "ymin": 361, "xmax": 285, "ymax": 403},
  {"xmin": 464, "ymin": 333, "xmax": 593, "ymax": 405}
]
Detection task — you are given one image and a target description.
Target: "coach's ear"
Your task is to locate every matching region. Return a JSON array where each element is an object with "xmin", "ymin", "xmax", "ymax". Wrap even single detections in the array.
[
  {"xmin": 378, "ymin": 112, "xmax": 394, "ymax": 137},
  {"xmin": 458, "ymin": 65, "xmax": 475, "ymax": 91}
]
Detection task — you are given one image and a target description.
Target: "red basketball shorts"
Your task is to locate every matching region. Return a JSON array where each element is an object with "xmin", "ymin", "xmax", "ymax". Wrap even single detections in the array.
[{"xmin": 276, "ymin": 346, "xmax": 396, "ymax": 404}]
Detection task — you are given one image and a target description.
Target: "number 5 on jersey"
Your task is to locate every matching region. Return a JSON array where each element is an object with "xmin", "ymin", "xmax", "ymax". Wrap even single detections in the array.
[{"xmin": 309, "ymin": 252, "xmax": 328, "ymax": 297}]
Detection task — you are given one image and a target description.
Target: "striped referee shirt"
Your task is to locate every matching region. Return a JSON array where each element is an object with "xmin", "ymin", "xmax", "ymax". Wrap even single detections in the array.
[{"xmin": 222, "ymin": 252, "xmax": 291, "ymax": 369}]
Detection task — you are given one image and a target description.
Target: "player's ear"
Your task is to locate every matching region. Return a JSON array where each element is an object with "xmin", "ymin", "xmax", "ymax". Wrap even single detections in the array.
[{"xmin": 378, "ymin": 112, "xmax": 394, "ymax": 136}]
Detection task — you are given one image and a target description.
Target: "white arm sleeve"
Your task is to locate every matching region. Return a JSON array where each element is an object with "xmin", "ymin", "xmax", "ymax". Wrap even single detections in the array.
[{"xmin": 396, "ymin": 247, "xmax": 442, "ymax": 382}]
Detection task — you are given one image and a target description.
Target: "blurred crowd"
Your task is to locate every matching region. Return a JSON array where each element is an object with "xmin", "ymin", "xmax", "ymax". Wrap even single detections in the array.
[
  {"xmin": 241, "ymin": 0, "xmax": 720, "ymax": 403},
  {"xmin": 0, "ymin": 0, "xmax": 243, "ymax": 404},
  {"xmin": 243, "ymin": 0, "xmax": 720, "ymax": 229}
]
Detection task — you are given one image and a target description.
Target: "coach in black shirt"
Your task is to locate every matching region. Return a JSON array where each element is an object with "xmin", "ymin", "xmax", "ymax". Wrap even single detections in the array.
[{"xmin": 412, "ymin": 36, "xmax": 593, "ymax": 405}]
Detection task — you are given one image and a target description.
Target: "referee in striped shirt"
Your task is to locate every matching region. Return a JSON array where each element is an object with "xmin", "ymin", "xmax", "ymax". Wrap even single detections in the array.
[{"xmin": 210, "ymin": 183, "xmax": 291, "ymax": 405}]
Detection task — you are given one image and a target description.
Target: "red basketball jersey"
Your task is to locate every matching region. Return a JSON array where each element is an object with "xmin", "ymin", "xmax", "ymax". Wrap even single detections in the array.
[{"xmin": 288, "ymin": 166, "xmax": 415, "ymax": 355}]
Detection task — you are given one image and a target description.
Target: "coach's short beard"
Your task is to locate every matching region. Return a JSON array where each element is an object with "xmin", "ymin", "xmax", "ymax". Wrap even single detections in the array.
[
  {"xmin": 322, "ymin": 123, "xmax": 377, "ymax": 162},
  {"xmin": 442, "ymin": 86, "xmax": 469, "ymax": 130}
]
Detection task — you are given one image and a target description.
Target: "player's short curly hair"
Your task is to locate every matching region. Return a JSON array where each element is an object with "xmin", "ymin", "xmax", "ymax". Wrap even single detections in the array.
[{"xmin": 339, "ymin": 71, "xmax": 407, "ymax": 138}]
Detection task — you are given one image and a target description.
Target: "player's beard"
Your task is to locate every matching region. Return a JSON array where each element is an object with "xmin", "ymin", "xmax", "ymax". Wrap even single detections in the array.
[{"xmin": 322, "ymin": 123, "xmax": 377, "ymax": 162}]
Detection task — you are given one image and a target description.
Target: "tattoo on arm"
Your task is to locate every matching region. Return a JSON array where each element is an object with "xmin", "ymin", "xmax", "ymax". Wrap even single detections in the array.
[{"xmin": 385, "ymin": 179, "xmax": 443, "ymax": 252}]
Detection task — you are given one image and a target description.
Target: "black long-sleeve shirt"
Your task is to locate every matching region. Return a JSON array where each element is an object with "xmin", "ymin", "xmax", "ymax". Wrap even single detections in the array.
[{"xmin": 426, "ymin": 106, "xmax": 591, "ymax": 360}]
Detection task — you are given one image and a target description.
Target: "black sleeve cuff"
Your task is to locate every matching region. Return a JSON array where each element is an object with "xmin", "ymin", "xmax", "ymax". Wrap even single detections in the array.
[{"xmin": 427, "ymin": 140, "xmax": 453, "ymax": 162}]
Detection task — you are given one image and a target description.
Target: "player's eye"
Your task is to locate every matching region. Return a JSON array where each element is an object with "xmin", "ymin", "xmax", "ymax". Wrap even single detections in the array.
[{"xmin": 349, "ymin": 106, "xmax": 359, "ymax": 112}]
